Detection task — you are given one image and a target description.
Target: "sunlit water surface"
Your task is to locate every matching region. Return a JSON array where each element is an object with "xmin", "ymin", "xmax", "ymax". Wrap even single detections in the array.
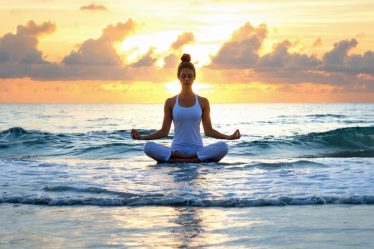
[{"xmin": 1, "ymin": 103, "xmax": 373, "ymax": 248}]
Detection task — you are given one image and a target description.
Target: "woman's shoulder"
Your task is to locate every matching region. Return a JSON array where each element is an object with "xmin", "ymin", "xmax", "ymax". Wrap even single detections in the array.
[
  {"xmin": 197, "ymin": 95, "xmax": 209, "ymax": 108},
  {"xmin": 165, "ymin": 96, "xmax": 177, "ymax": 107},
  {"xmin": 197, "ymin": 95, "xmax": 208, "ymax": 102}
]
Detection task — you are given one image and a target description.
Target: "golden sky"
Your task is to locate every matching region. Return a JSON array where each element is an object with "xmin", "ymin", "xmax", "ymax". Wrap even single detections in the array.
[{"xmin": 0, "ymin": 0, "xmax": 373, "ymax": 103}]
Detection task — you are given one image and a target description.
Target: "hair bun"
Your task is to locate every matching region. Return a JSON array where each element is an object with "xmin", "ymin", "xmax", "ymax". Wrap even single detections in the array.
[{"xmin": 181, "ymin": 53, "xmax": 191, "ymax": 62}]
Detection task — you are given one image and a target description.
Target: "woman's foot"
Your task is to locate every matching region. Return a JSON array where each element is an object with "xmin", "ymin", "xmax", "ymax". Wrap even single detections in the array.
[{"xmin": 170, "ymin": 151, "xmax": 197, "ymax": 159}]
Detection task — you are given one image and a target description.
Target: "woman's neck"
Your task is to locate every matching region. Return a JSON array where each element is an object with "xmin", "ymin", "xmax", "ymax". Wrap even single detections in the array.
[{"xmin": 179, "ymin": 85, "xmax": 194, "ymax": 96}]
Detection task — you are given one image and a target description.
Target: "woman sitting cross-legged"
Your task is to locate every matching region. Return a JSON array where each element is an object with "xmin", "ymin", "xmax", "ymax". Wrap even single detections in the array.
[{"xmin": 131, "ymin": 53, "xmax": 241, "ymax": 163}]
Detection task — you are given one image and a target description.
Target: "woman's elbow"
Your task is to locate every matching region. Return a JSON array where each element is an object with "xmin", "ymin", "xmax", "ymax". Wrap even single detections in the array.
[
  {"xmin": 204, "ymin": 129, "xmax": 213, "ymax": 137},
  {"xmin": 160, "ymin": 129, "xmax": 169, "ymax": 138}
]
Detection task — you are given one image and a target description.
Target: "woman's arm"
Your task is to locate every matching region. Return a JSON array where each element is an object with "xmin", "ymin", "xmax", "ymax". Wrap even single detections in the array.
[
  {"xmin": 201, "ymin": 98, "xmax": 241, "ymax": 140},
  {"xmin": 131, "ymin": 98, "xmax": 173, "ymax": 140}
]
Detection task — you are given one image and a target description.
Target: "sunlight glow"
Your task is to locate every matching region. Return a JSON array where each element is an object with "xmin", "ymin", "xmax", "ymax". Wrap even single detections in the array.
[
  {"xmin": 2, "ymin": 0, "xmax": 374, "ymax": 103},
  {"xmin": 117, "ymin": 31, "xmax": 180, "ymax": 63},
  {"xmin": 119, "ymin": 32, "xmax": 178, "ymax": 52},
  {"xmin": 117, "ymin": 32, "xmax": 213, "ymax": 66},
  {"xmin": 156, "ymin": 59, "xmax": 165, "ymax": 68},
  {"xmin": 165, "ymin": 81, "xmax": 181, "ymax": 95},
  {"xmin": 165, "ymin": 81, "xmax": 213, "ymax": 95},
  {"xmin": 182, "ymin": 44, "xmax": 214, "ymax": 67}
]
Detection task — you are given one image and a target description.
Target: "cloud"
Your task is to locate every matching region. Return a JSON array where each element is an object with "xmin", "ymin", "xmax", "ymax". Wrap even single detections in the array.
[
  {"xmin": 257, "ymin": 40, "xmax": 321, "ymax": 69},
  {"xmin": 312, "ymin": 37, "xmax": 322, "ymax": 47},
  {"xmin": 321, "ymin": 39, "xmax": 374, "ymax": 75},
  {"xmin": 323, "ymin": 39, "xmax": 358, "ymax": 65},
  {"xmin": 131, "ymin": 48, "xmax": 157, "ymax": 67},
  {"xmin": 171, "ymin": 32, "xmax": 195, "ymax": 50},
  {"xmin": 0, "ymin": 20, "xmax": 56, "ymax": 64},
  {"xmin": 0, "ymin": 19, "xmax": 175, "ymax": 81},
  {"xmin": 80, "ymin": 4, "xmax": 107, "ymax": 11},
  {"xmin": 163, "ymin": 54, "xmax": 179, "ymax": 68},
  {"xmin": 63, "ymin": 19, "xmax": 136, "ymax": 65},
  {"xmin": 160, "ymin": 32, "xmax": 198, "ymax": 69},
  {"xmin": 0, "ymin": 20, "xmax": 373, "ymax": 92},
  {"xmin": 210, "ymin": 22, "xmax": 268, "ymax": 68},
  {"xmin": 162, "ymin": 32, "xmax": 199, "ymax": 69},
  {"xmin": 206, "ymin": 22, "xmax": 374, "ymax": 90}
]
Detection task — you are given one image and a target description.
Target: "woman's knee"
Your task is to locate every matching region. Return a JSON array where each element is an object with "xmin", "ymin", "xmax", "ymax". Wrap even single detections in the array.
[
  {"xmin": 144, "ymin": 142, "xmax": 171, "ymax": 162},
  {"xmin": 144, "ymin": 141, "xmax": 156, "ymax": 154},
  {"xmin": 217, "ymin": 141, "xmax": 228, "ymax": 155},
  {"xmin": 198, "ymin": 142, "xmax": 228, "ymax": 162}
]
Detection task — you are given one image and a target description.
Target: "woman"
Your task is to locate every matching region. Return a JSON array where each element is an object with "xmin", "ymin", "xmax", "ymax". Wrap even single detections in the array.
[{"xmin": 131, "ymin": 54, "xmax": 241, "ymax": 163}]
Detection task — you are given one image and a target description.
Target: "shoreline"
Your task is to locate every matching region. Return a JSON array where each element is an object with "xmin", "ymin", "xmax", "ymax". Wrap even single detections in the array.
[{"xmin": 1, "ymin": 204, "xmax": 373, "ymax": 248}]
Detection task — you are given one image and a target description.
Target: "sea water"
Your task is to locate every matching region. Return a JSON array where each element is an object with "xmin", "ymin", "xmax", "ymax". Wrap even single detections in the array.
[{"xmin": 0, "ymin": 103, "xmax": 373, "ymax": 248}]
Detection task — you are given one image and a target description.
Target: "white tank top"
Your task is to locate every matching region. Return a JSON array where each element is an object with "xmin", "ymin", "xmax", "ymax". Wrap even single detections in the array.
[{"xmin": 171, "ymin": 94, "xmax": 203, "ymax": 149}]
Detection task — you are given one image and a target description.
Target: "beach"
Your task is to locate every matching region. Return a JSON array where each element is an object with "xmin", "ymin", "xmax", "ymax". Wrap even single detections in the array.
[{"xmin": 1, "ymin": 204, "xmax": 373, "ymax": 248}]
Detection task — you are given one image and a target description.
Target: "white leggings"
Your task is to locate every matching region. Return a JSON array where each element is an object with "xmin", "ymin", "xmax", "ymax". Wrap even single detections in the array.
[{"xmin": 144, "ymin": 141, "xmax": 228, "ymax": 163}]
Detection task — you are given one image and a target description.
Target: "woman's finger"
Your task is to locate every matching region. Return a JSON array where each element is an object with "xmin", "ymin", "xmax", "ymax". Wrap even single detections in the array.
[
  {"xmin": 135, "ymin": 131, "xmax": 141, "ymax": 139},
  {"xmin": 131, "ymin": 129, "xmax": 136, "ymax": 139},
  {"xmin": 234, "ymin": 129, "xmax": 240, "ymax": 139}
]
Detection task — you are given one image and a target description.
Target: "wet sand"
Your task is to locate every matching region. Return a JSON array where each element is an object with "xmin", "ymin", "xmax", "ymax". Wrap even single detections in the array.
[{"xmin": 1, "ymin": 204, "xmax": 373, "ymax": 248}]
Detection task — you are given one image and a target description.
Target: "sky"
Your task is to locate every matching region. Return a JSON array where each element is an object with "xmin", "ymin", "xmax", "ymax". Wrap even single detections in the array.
[{"xmin": 0, "ymin": 0, "xmax": 373, "ymax": 103}]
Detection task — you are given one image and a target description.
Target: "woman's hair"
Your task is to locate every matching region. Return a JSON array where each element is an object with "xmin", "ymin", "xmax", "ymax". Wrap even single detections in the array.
[{"xmin": 177, "ymin": 53, "xmax": 196, "ymax": 78}]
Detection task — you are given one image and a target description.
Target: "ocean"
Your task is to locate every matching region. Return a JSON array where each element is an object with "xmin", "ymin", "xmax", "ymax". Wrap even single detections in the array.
[{"xmin": 1, "ymin": 103, "xmax": 373, "ymax": 248}]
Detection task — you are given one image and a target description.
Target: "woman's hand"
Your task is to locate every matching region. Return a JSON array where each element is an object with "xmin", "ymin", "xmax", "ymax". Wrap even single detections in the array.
[
  {"xmin": 228, "ymin": 129, "xmax": 241, "ymax": 140},
  {"xmin": 131, "ymin": 129, "xmax": 143, "ymax": 140}
]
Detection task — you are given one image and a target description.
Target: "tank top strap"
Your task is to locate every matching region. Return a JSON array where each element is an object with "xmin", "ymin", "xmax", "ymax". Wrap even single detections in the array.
[{"xmin": 195, "ymin": 94, "xmax": 201, "ymax": 110}]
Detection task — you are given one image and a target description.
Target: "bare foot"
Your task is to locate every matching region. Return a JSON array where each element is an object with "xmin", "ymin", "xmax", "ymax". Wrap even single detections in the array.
[{"xmin": 170, "ymin": 151, "xmax": 197, "ymax": 159}]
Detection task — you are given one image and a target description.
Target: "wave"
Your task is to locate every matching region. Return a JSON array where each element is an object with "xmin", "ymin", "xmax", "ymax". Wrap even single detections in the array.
[
  {"xmin": 0, "ymin": 127, "xmax": 147, "ymax": 159},
  {"xmin": 235, "ymin": 126, "xmax": 374, "ymax": 158},
  {"xmin": 319, "ymin": 149, "xmax": 374, "ymax": 158},
  {"xmin": 278, "ymin": 114, "xmax": 347, "ymax": 119},
  {"xmin": 0, "ymin": 127, "xmax": 133, "ymax": 138},
  {"xmin": 306, "ymin": 114, "xmax": 347, "ymax": 118},
  {"xmin": 1, "ymin": 126, "xmax": 373, "ymax": 159},
  {"xmin": 248, "ymin": 160, "xmax": 327, "ymax": 169},
  {"xmin": 1, "ymin": 195, "xmax": 373, "ymax": 207}
]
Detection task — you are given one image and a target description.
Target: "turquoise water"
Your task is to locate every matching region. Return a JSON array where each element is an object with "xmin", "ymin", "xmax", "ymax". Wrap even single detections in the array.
[{"xmin": 0, "ymin": 103, "xmax": 374, "ymax": 247}]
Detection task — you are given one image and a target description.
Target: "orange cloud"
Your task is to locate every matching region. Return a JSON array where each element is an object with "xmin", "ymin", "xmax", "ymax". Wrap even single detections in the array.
[
  {"xmin": 206, "ymin": 22, "xmax": 374, "ymax": 92},
  {"xmin": 171, "ymin": 32, "xmax": 195, "ymax": 50},
  {"xmin": 209, "ymin": 22, "xmax": 268, "ymax": 68},
  {"xmin": 0, "ymin": 20, "xmax": 373, "ymax": 94},
  {"xmin": 131, "ymin": 47, "xmax": 157, "ymax": 67},
  {"xmin": 163, "ymin": 54, "xmax": 179, "ymax": 68},
  {"xmin": 312, "ymin": 37, "xmax": 322, "ymax": 47},
  {"xmin": 63, "ymin": 19, "xmax": 136, "ymax": 65},
  {"xmin": 80, "ymin": 4, "xmax": 107, "ymax": 11},
  {"xmin": 0, "ymin": 20, "xmax": 56, "ymax": 64}
]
